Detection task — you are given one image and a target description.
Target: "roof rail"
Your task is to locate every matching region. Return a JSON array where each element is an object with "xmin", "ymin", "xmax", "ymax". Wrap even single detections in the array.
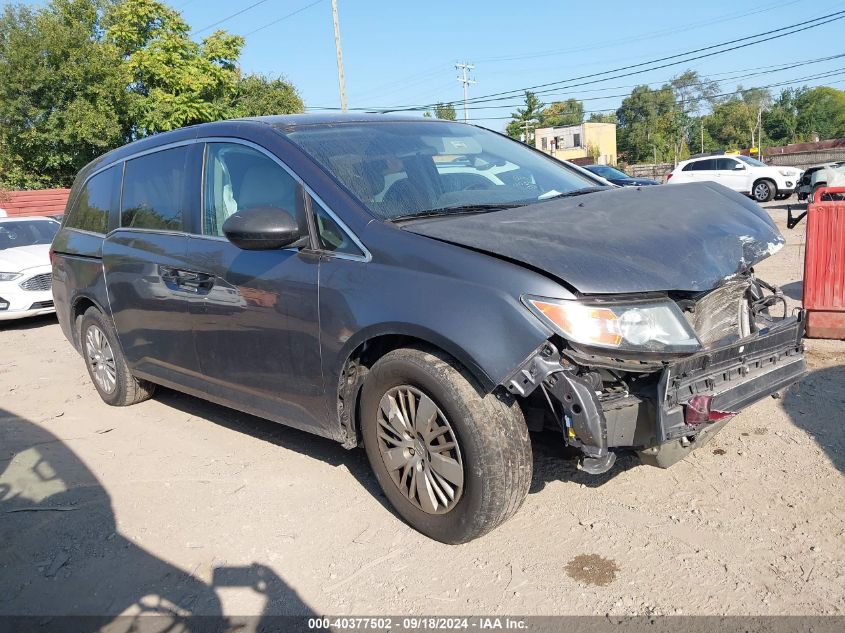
[{"xmin": 688, "ymin": 150, "xmax": 726, "ymax": 159}]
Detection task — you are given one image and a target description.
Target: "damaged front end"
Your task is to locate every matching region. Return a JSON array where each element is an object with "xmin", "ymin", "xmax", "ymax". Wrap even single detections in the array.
[{"xmin": 505, "ymin": 274, "xmax": 806, "ymax": 474}]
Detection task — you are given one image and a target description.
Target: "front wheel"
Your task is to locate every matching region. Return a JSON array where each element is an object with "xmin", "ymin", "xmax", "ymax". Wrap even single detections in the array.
[
  {"xmin": 360, "ymin": 347, "xmax": 532, "ymax": 543},
  {"xmin": 752, "ymin": 179, "xmax": 775, "ymax": 203}
]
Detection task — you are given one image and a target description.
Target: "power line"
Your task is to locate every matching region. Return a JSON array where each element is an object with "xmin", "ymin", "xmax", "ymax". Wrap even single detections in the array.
[
  {"xmin": 308, "ymin": 52, "xmax": 845, "ymax": 113},
  {"xmin": 191, "ymin": 0, "xmax": 273, "ymax": 37},
  {"xmin": 242, "ymin": 0, "xmax": 325, "ymax": 37},
  {"xmin": 475, "ymin": 0, "xmax": 804, "ymax": 64},
  {"xmin": 393, "ymin": 9, "xmax": 845, "ymax": 112}
]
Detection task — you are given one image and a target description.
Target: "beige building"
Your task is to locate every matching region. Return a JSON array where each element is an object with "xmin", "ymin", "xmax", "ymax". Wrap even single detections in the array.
[{"xmin": 534, "ymin": 122, "xmax": 617, "ymax": 165}]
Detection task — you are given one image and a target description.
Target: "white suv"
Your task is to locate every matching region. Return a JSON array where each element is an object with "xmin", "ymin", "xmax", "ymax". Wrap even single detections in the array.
[{"xmin": 667, "ymin": 154, "xmax": 800, "ymax": 202}]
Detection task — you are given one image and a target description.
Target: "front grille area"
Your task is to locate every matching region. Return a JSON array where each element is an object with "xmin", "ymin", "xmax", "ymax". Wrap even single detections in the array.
[
  {"xmin": 683, "ymin": 279, "xmax": 750, "ymax": 347},
  {"xmin": 29, "ymin": 300, "xmax": 54, "ymax": 310},
  {"xmin": 19, "ymin": 273, "xmax": 52, "ymax": 292}
]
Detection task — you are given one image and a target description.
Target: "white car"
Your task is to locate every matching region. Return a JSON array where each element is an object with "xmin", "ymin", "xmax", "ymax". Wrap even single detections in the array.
[
  {"xmin": 667, "ymin": 154, "xmax": 800, "ymax": 202},
  {"xmin": 0, "ymin": 216, "xmax": 60, "ymax": 321}
]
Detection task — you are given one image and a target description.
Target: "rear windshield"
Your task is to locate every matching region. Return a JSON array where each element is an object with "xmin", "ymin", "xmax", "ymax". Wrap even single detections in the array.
[
  {"xmin": 285, "ymin": 121, "xmax": 600, "ymax": 220},
  {"xmin": 0, "ymin": 220, "xmax": 59, "ymax": 250}
]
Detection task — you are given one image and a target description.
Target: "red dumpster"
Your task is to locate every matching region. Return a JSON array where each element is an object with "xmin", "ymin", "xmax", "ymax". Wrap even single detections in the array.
[{"xmin": 803, "ymin": 186, "xmax": 845, "ymax": 339}]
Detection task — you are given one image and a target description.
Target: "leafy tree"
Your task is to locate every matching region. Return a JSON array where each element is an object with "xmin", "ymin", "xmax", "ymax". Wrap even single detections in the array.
[
  {"xmin": 0, "ymin": 0, "xmax": 304, "ymax": 189},
  {"xmin": 615, "ymin": 84, "xmax": 677, "ymax": 163},
  {"xmin": 106, "ymin": 0, "xmax": 244, "ymax": 135},
  {"xmin": 762, "ymin": 88, "xmax": 800, "ymax": 145},
  {"xmin": 431, "ymin": 102, "xmax": 457, "ymax": 121},
  {"xmin": 229, "ymin": 74, "xmax": 304, "ymax": 118},
  {"xmin": 587, "ymin": 112, "xmax": 617, "ymax": 124},
  {"xmin": 0, "ymin": 0, "xmax": 130, "ymax": 188},
  {"xmin": 506, "ymin": 91, "xmax": 544, "ymax": 142},
  {"xmin": 795, "ymin": 86, "xmax": 845, "ymax": 140},
  {"xmin": 539, "ymin": 99, "xmax": 584, "ymax": 127}
]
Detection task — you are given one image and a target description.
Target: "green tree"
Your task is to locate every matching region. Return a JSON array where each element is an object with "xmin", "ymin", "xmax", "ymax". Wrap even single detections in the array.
[
  {"xmin": 795, "ymin": 86, "xmax": 845, "ymax": 140},
  {"xmin": 431, "ymin": 102, "xmax": 457, "ymax": 120},
  {"xmin": 587, "ymin": 112, "xmax": 617, "ymax": 124},
  {"xmin": 506, "ymin": 91, "xmax": 544, "ymax": 142},
  {"xmin": 0, "ymin": 0, "xmax": 130, "ymax": 188},
  {"xmin": 229, "ymin": 74, "xmax": 304, "ymax": 118},
  {"xmin": 615, "ymin": 84, "xmax": 677, "ymax": 163},
  {"xmin": 539, "ymin": 99, "xmax": 584, "ymax": 127},
  {"xmin": 762, "ymin": 88, "xmax": 800, "ymax": 145},
  {"xmin": 106, "ymin": 0, "xmax": 244, "ymax": 134}
]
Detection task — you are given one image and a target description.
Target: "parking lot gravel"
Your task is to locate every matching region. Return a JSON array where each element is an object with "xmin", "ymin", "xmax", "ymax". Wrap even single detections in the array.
[{"xmin": 1, "ymin": 200, "xmax": 843, "ymax": 621}]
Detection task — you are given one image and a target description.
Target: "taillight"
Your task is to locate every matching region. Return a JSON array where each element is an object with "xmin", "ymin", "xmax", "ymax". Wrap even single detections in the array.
[
  {"xmin": 666, "ymin": 173, "xmax": 673, "ymax": 181},
  {"xmin": 49, "ymin": 249, "xmax": 54, "ymax": 265}
]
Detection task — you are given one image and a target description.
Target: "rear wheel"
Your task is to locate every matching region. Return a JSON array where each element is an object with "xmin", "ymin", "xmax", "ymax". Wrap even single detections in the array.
[
  {"xmin": 360, "ymin": 347, "xmax": 532, "ymax": 543},
  {"xmin": 80, "ymin": 307, "xmax": 155, "ymax": 406},
  {"xmin": 752, "ymin": 179, "xmax": 775, "ymax": 203}
]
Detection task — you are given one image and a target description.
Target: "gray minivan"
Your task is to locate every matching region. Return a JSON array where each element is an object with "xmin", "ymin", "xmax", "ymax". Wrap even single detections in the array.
[{"xmin": 52, "ymin": 115, "xmax": 806, "ymax": 543}]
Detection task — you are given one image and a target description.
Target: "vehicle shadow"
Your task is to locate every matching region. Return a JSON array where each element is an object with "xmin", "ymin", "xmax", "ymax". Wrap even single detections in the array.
[
  {"xmin": 0, "ymin": 313, "xmax": 57, "ymax": 331},
  {"xmin": 781, "ymin": 280, "xmax": 803, "ymax": 301},
  {"xmin": 153, "ymin": 388, "xmax": 394, "ymax": 514},
  {"xmin": 781, "ymin": 364, "xmax": 845, "ymax": 475},
  {"xmin": 528, "ymin": 429, "xmax": 640, "ymax": 493},
  {"xmin": 0, "ymin": 407, "xmax": 314, "ymax": 629}
]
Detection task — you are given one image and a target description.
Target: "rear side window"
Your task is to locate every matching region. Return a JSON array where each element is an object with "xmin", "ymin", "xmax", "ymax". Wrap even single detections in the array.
[
  {"xmin": 121, "ymin": 147, "xmax": 188, "ymax": 231},
  {"xmin": 691, "ymin": 159, "xmax": 716, "ymax": 171},
  {"xmin": 66, "ymin": 167, "xmax": 115, "ymax": 234}
]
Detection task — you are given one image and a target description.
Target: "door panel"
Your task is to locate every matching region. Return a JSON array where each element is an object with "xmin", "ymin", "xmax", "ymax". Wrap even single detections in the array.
[
  {"xmin": 103, "ymin": 232, "xmax": 200, "ymax": 380},
  {"xmin": 185, "ymin": 237, "xmax": 326, "ymax": 432},
  {"xmin": 183, "ymin": 141, "xmax": 329, "ymax": 434}
]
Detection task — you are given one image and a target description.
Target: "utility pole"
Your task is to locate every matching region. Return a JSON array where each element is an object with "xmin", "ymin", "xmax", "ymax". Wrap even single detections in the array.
[
  {"xmin": 455, "ymin": 62, "xmax": 476, "ymax": 123},
  {"xmin": 331, "ymin": 0, "xmax": 347, "ymax": 112},
  {"xmin": 700, "ymin": 119, "xmax": 704, "ymax": 154}
]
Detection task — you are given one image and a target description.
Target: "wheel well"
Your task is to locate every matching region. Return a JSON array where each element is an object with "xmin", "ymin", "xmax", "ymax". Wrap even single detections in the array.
[
  {"xmin": 71, "ymin": 297, "xmax": 98, "ymax": 348},
  {"xmin": 336, "ymin": 334, "xmax": 476, "ymax": 448},
  {"xmin": 753, "ymin": 177, "xmax": 776, "ymax": 188}
]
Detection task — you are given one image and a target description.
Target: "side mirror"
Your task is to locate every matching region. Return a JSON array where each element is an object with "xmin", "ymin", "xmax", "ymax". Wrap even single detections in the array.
[
  {"xmin": 222, "ymin": 207, "xmax": 303, "ymax": 251},
  {"xmin": 733, "ymin": 164, "xmax": 745, "ymax": 170}
]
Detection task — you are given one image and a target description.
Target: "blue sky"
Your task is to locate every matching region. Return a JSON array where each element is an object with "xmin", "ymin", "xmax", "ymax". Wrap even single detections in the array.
[{"xmin": 10, "ymin": 0, "xmax": 845, "ymax": 130}]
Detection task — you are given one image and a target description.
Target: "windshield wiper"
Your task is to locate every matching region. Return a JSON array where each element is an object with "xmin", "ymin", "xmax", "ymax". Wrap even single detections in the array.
[
  {"xmin": 537, "ymin": 186, "xmax": 609, "ymax": 201},
  {"xmin": 390, "ymin": 203, "xmax": 523, "ymax": 222}
]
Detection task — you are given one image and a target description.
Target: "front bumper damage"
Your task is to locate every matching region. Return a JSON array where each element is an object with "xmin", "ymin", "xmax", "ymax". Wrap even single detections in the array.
[{"xmin": 506, "ymin": 313, "xmax": 807, "ymax": 474}]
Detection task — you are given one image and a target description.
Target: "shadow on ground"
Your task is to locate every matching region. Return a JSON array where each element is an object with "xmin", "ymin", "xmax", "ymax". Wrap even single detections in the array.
[
  {"xmin": 0, "ymin": 407, "xmax": 314, "ymax": 630},
  {"xmin": 0, "ymin": 313, "xmax": 57, "ymax": 332},
  {"xmin": 781, "ymin": 364, "xmax": 845, "ymax": 475},
  {"xmin": 781, "ymin": 280, "xmax": 803, "ymax": 301}
]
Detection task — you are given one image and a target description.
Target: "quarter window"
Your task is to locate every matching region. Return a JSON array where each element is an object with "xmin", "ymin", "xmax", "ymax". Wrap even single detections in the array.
[
  {"xmin": 203, "ymin": 143, "xmax": 301, "ymax": 237},
  {"xmin": 312, "ymin": 199, "xmax": 364, "ymax": 256},
  {"xmin": 66, "ymin": 167, "xmax": 115, "ymax": 234},
  {"xmin": 121, "ymin": 147, "xmax": 188, "ymax": 231}
]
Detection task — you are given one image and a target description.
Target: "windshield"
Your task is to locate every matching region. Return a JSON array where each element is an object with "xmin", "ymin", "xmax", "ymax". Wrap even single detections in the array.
[
  {"xmin": 285, "ymin": 121, "xmax": 602, "ymax": 220},
  {"xmin": 0, "ymin": 220, "xmax": 59, "ymax": 250},
  {"xmin": 590, "ymin": 165, "xmax": 630, "ymax": 180},
  {"xmin": 736, "ymin": 155, "xmax": 767, "ymax": 168}
]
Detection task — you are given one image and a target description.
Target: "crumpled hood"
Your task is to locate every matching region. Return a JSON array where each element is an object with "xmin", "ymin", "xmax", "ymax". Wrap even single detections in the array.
[
  {"xmin": 403, "ymin": 181, "xmax": 784, "ymax": 294},
  {"xmin": 0, "ymin": 244, "xmax": 51, "ymax": 272}
]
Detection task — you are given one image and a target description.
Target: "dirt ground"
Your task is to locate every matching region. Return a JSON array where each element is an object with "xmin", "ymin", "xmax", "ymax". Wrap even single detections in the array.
[{"xmin": 1, "ymin": 200, "xmax": 843, "ymax": 623}]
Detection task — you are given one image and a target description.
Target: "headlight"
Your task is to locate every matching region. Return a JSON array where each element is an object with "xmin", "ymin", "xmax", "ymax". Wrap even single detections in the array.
[
  {"xmin": 0, "ymin": 272, "xmax": 22, "ymax": 282},
  {"xmin": 523, "ymin": 296, "xmax": 701, "ymax": 353},
  {"xmin": 778, "ymin": 169, "xmax": 795, "ymax": 177}
]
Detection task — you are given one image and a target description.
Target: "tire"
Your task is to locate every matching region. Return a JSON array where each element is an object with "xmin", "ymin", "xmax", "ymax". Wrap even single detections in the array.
[
  {"xmin": 79, "ymin": 307, "xmax": 155, "ymax": 406},
  {"xmin": 751, "ymin": 179, "xmax": 775, "ymax": 203},
  {"xmin": 360, "ymin": 347, "xmax": 532, "ymax": 543}
]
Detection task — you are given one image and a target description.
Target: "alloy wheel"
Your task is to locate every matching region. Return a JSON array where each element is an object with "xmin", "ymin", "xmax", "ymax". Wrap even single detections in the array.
[
  {"xmin": 753, "ymin": 182, "xmax": 771, "ymax": 201},
  {"xmin": 376, "ymin": 385, "xmax": 464, "ymax": 514},
  {"xmin": 85, "ymin": 325, "xmax": 117, "ymax": 394}
]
